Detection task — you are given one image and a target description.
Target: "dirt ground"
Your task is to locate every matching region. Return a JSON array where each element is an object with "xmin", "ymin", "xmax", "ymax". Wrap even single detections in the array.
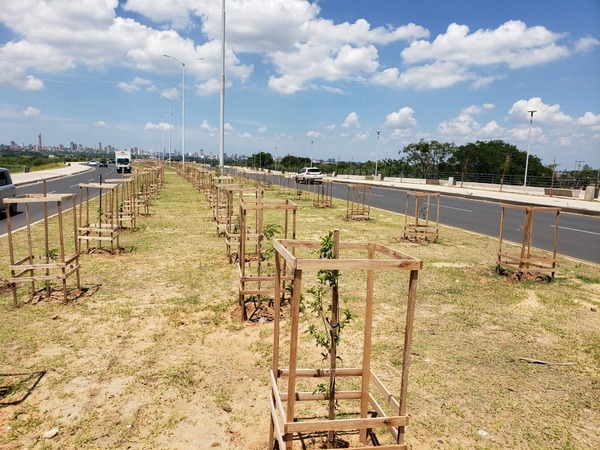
[{"xmin": 1, "ymin": 169, "xmax": 599, "ymax": 449}]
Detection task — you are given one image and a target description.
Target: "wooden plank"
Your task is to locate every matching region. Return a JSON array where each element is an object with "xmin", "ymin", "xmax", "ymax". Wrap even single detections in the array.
[
  {"xmin": 284, "ymin": 415, "xmax": 409, "ymax": 433},
  {"xmin": 368, "ymin": 393, "xmax": 399, "ymax": 441},
  {"xmin": 268, "ymin": 395, "xmax": 285, "ymax": 449},
  {"xmin": 280, "ymin": 391, "xmax": 362, "ymax": 401},
  {"xmin": 279, "ymin": 368, "xmax": 363, "ymax": 378},
  {"xmin": 370, "ymin": 371, "xmax": 400, "ymax": 414}
]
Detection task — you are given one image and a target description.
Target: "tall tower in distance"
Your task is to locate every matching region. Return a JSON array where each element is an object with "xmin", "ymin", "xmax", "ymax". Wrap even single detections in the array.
[{"xmin": 38, "ymin": 133, "xmax": 42, "ymax": 151}]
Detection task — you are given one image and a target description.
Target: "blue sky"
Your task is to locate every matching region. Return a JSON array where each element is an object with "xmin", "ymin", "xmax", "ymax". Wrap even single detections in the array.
[{"xmin": 0, "ymin": 0, "xmax": 599, "ymax": 169}]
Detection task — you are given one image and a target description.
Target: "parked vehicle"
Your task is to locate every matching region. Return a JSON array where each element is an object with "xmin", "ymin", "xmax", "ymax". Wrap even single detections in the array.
[
  {"xmin": 0, "ymin": 167, "xmax": 17, "ymax": 215},
  {"xmin": 115, "ymin": 150, "xmax": 132, "ymax": 173},
  {"xmin": 295, "ymin": 167, "xmax": 323, "ymax": 184}
]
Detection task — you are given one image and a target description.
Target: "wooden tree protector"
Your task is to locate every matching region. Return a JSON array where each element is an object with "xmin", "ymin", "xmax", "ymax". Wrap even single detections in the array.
[
  {"xmin": 269, "ymin": 234, "xmax": 422, "ymax": 449},
  {"xmin": 277, "ymin": 174, "xmax": 293, "ymax": 196},
  {"xmin": 104, "ymin": 177, "xmax": 137, "ymax": 229},
  {"xmin": 403, "ymin": 191, "xmax": 440, "ymax": 243},
  {"xmin": 294, "ymin": 178, "xmax": 311, "ymax": 201},
  {"xmin": 78, "ymin": 182, "xmax": 121, "ymax": 253},
  {"xmin": 497, "ymin": 203, "xmax": 560, "ymax": 280},
  {"xmin": 224, "ymin": 185, "xmax": 264, "ymax": 263},
  {"xmin": 346, "ymin": 184, "xmax": 371, "ymax": 220},
  {"xmin": 211, "ymin": 176, "xmax": 235, "ymax": 235},
  {"xmin": 3, "ymin": 192, "xmax": 80, "ymax": 306},
  {"xmin": 238, "ymin": 198, "xmax": 297, "ymax": 321},
  {"xmin": 313, "ymin": 180, "xmax": 334, "ymax": 208}
]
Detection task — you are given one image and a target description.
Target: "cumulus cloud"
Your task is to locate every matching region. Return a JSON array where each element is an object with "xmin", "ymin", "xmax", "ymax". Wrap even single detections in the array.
[
  {"xmin": 384, "ymin": 107, "xmax": 416, "ymax": 128},
  {"xmin": 508, "ymin": 97, "xmax": 573, "ymax": 124},
  {"xmin": 342, "ymin": 112, "xmax": 361, "ymax": 128},
  {"xmin": 22, "ymin": 106, "xmax": 41, "ymax": 118},
  {"xmin": 306, "ymin": 130, "xmax": 322, "ymax": 139},
  {"xmin": 374, "ymin": 20, "xmax": 573, "ymax": 91},
  {"xmin": 144, "ymin": 121, "xmax": 170, "ymax": 131},
  {"xmin": 574, "ymin": 36, "xmax": 600, "ymax": 53},
  {"xmin": 257, "ymin": 126, "xmax": 267, "ymax": 133}
]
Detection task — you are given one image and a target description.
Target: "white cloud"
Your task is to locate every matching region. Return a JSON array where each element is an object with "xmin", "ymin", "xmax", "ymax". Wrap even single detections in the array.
[
  {"xmin": 22, "ymin": 106, "xmax": 41, "ymax": 118},
  {"xmin": 402, "ymin": 21, "xmax": 569, "ymax": 69},
  {"xmin": 461, "ymin": 103, "xmax": 495, "ymax": 115},
  {"xmin": 578, "ymin": 112, "xmax": 600, "ymax": 126},
  {"xmin": 257, "ymin": 126, "xmax": 267, "ymax": 133},
  {"xmin": 384, "ymin": 107, "xmax": 416, "ymax": 128},
  {"xmin": 94, "ymin": 120, "xmax": 111, "ymax": 129},
  {"xmin": 372, "ymin": 62, "xmax": 475, "ymax": 90},
  {"xmin": 306, "ymin": 130, "xmax": 322, "ymax": 139},
  {"xmin": 199, "ymin": 120, "xmax": 216, "ymax": 134},
  {"xmin": 118, "ymin": 76, "xmax": 154, "ymax": 93},
  {"xmin": 574, "ymin": 36, "xmax": 600, "ymax": 53},
  {"xmin": 508, "ymin": 97, "xmax": 573, "ymax": 124},
  {"xmin": 354, "ymin": 132, "xmax": 370, "ymax": 142},
  {"xmin": 143, "ymin": 121, "xmax": 170, "ymax": 131},
  {"xmin": 342, "ymin": 112, "xmax": 361, "ymax": 128}
]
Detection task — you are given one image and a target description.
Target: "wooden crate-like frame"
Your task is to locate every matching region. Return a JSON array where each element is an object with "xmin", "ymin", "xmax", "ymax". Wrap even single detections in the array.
[
  {"xmin": 3, "ymin": 192, "xmax": 80, "ymax": 306},
  {"xmin": 224, "ymin": 185, "xmax": 263, "ymax": 263},
  {"xmin": 346, "ymin": 184, "xmax": 371, "ymax": 220},
  {"xmin": 105, "ymin": 177, "xmax": 137, "ymax": 229},
  {"xmin": 238, "ymin": 198, "xmax": 297, "ymax": 321},
  {"xmin": 403, "ymin": 191, "xmax": 440, "ymax": 243},
  {"xmin": 497, "ymin": 204, "xmax": 560, "ymax": 280},
  {"xmin": 269, "ymin": 235, "xmax": 422, "ymax": 449},
  {"xmin": 78, "ymin": 182, "xmax": 121, "ymax": 253},
  {"xmin": 313, "ymin": 180, "xmax": 334, "ymax": 208}
]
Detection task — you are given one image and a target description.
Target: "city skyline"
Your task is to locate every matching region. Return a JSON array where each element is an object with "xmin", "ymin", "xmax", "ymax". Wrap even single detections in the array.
[{"xmin": 0, "ymin": 0, "xmax": 599, "ymax": 169}]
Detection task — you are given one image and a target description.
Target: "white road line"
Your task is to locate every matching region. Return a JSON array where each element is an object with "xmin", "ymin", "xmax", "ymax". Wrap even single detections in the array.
[
  {"xmin": 441, "ymin": 205, "xmax": 473, "ymax": 213},
  {"xmin": 552, "ymin": 225, "xmax": 600, "ymax": 236},
  {"xmin": 69, "ymin": 184, "xmax": 78, "ymax": 188}
]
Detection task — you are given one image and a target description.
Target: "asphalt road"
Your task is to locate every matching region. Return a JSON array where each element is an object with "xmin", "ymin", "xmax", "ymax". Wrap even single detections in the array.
[
  {"xmin": 0, "ymin": 165, "xmax": 117, "ymax": 237},
  {"xmin": 2, "ymin": 169, "xmax": 599, "ymax": 264},
  {"xmin": 282, "ymin": 177, "xmax": 600, "ymax": 265}
]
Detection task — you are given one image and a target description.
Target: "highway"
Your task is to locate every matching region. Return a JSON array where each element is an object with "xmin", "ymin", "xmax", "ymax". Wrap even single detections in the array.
[
  {"xmin": 0, "ymin": 165, "xmax": 117, "ymax": 237},
  {"xmin": 2, "ymin": 169, "xmax": 599, "ymax": 264},
  {"xmin": 272, "ymin": 175, "xmax": 600, "ymax": 265}
]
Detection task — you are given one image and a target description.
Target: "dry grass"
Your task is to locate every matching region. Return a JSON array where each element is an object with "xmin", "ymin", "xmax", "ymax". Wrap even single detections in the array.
[{"xmin": 0, "ymin": 169, "xmax": 599, "ymax": 449}]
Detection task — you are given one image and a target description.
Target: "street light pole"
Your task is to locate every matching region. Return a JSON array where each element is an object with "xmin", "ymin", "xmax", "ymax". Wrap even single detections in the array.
[
  {"xmin": 375, "ymin": 131, "xmax": 381, "ymax": 177},
  {"xmin": 523, "ymin": 110, "xmax": 537, "ymax": 187},
  {"xmin": 163, "ymin": 55, "xmax": 203, "ymax": 171},
  {"xmin": 159, "ymin": 94, "xmax": 173, "ymax": 163}
]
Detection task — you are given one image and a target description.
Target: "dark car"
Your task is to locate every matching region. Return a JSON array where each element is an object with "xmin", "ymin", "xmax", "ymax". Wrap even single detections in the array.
[{"xmin": 99, "ymin": 159, "xmax": 108, "ymax": 167}]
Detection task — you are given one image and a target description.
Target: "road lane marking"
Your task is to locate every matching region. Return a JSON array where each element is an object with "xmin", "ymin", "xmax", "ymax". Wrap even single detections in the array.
[
  {"xmin": 440, "ymin": 205, "xmax": 473, "ymax": 212},
  {"xmin": 552, "ymin": 225, "xmax": 600, "ymax": 236}
]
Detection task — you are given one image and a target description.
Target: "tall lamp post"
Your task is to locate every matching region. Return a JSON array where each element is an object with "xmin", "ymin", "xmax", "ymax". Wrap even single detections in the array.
[
  {"xmin": 159, "ymin": 94, "xmax": 174, "ymax": 163},
  {"xmin": 163, "ymin": 55, "xmax": 203, "ymax": 171},
  {"xmin": 374, "ymin": 131, "xmax": 381, "ymax": 177},
  {"xmin": 523, "ymin": 110, "xmax": 537, "ymax": 187}
]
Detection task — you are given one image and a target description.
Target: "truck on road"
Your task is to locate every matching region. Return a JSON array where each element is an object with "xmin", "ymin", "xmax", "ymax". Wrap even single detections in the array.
[
  {"xmin": 0, "ymin": 167, "xmax": 17, "ymax": 216},
  {"xmin": 115, "ymin": 150, "xmax": 132, "ymax": 173}
]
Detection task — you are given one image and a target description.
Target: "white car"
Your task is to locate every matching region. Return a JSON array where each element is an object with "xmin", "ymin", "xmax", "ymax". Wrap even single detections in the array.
[
  {"xmin": 295, "ymin": 167, "xmax": 323, "ymax": 184},
  {"xmin": 88, "ymin": 160, "xmax": 97, "ymax": 166}
]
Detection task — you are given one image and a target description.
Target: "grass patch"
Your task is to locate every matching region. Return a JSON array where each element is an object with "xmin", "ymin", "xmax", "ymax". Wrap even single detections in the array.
[{"xmin": 0, "ymin": 168, "xmax": 599, "ymax": 449}]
